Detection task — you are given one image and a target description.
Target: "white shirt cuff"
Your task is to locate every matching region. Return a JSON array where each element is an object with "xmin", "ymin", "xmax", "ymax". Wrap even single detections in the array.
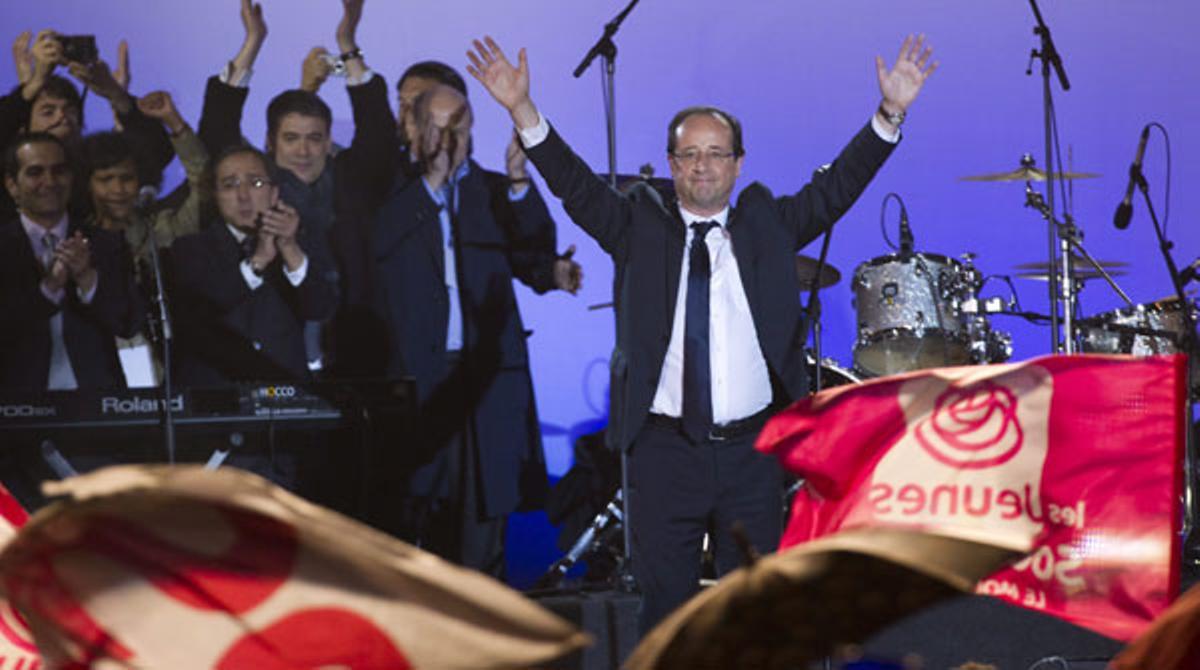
[
  {"xmin": 219, "ymin": 62, "xmax": 253, "ymax": 88},
  {"xmin": 346, "ymin": 68, "xmax": 376, "ymax": 87},
  {"xmin": 40, "ymin": 281, "xmax": 65, "ymax": 305},
  {"xmin": 77, "ymin": 277, "xmax": 97, "ymax": 304},
  {"xmin": 239, "ymin": 260, "xmax": 265, "ymax": 290},
  {"xmin": 870, "ymin": 113, "xmax": 901, "ymax": 144},
  {"xmin": 284, "ymin": 255, "xmax": 309, "ymax": 286},
  {"xmin": 517, "ymin": 112, "xmax": 551, "ymax": 149}
]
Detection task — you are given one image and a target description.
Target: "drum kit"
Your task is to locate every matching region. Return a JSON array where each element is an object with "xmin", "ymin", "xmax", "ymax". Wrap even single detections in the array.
[{"xmin": 802, "ymin": 157, "xmax": 1198, "ymax": 391}]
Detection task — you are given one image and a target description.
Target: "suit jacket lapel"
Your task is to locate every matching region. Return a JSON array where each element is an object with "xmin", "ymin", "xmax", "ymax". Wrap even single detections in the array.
[
  {"xmin": 726, "ymin": 205, "xmax": 761, "ymax": 317},
  {"xmin": 5, "ymin": 221, "xmax": 43, "ymax": 283},
  {"xmin": 663, "ymin": 198, "xmax": 686, "ymax": 320}
]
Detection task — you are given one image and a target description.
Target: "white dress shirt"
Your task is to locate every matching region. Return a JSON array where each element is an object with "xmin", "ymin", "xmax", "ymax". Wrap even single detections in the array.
[
  {"xmin": 650, "ymin": 207, "xmax": 774, "ymax": 423},
  {"xmin": 20, "ymin": 214, "xmax": 96, "ymax": 390}
]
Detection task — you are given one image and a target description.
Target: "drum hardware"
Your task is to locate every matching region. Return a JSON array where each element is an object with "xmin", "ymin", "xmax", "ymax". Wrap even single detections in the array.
[
  {"xmin": 958, "ymin": 163, "xmax": 1100, "ymax": 183},
  {"xmin": 805, "ymin": 351, "xmax": 862, "ymax": 394},
  {"xmin": 1014, "ymin": 268, "xmax": 1129, "ymax": 282},
  {"xmin": 795, "ymin": 254, "xmax": 841, "ymax": 291},
  {"xmin": 1078, "ymin": 297, "xmax": 1197, "ymax": 356},
  {"xmin": 1024, "ymin": 184, "xmax": 1138, "ymax": 352}
]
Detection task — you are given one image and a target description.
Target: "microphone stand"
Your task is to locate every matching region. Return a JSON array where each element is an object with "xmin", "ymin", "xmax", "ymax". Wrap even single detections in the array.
[
  {"xmin": 572, "ymin": 0, "xmax": 640, "ymax": 188},
  {"xmin": 575, "ymin": 0, "xmax": 642, "ymax": 593},
  {"xmin": 805, "ymin": 230, "xmax": 834, "ymax": 393},
  {"xmin": 1132, "ymin": 164, "xmax": 1200, "ymax": 543},
  {"xmin": 144, "ymin": 218, "xmax": 177, "ymax": 464},
  {"xmin": 1027, "ymin": 0, "xmax": 1072, "ymax": 352}
]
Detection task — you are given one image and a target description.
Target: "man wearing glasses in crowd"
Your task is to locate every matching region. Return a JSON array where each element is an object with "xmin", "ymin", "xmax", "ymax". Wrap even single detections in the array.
[{"xmin": 467, "ymin": 33, "xmax": 937, "ymax": 631}]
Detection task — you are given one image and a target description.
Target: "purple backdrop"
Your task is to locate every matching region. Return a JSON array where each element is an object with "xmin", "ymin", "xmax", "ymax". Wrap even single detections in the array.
[{"xmin": 5, "ymin": 1, "xmax": 1198, "ymax": 582}]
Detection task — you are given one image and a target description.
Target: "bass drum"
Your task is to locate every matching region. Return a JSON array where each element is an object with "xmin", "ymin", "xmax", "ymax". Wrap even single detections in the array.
[
  {"xmin": 806, "ymin": 353, "xmax": 862, "ymax": 394},
  {"xmin": 852, "ymin": 252, "xmax": 972, "ymax": 377},
  {"xmin": 1079, "ymin": 296, "xmax": 1196, "ymax": 356}
]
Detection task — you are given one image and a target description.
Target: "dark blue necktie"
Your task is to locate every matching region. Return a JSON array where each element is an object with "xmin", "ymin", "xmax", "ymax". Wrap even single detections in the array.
[{"xmin": 682, "ymin": 221, "xmax": 718, "ymax": 442}]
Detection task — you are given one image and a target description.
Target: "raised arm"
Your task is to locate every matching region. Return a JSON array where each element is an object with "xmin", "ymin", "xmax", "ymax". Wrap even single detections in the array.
[
  {"xmin": 777, "ymin": 34, "xmax": 938, "ymax": 249},
  {"xmin": 873, "ymin": 33, "xmax": 938, "ymax": 135},
  {"xmin": 465, "ymin": 36, "xmax": 539, "ymax": 131},
  {"xmin": 138, "ymin": 91, "xmax": 206, "ymax": 245},
  {"xmin": 198, "ymin": 0, "xmax": 266, "ymax": 155},
  {"xmin": 335, "ymin": 0, "xmax": 367, "ymax": 83},
  {"xmin": 230, "ymin": 0, "xmax": 267, "ymax": 83},
  {"xmin": 467, "ymin": 36, "xmax": 630, "ymax": 259}
]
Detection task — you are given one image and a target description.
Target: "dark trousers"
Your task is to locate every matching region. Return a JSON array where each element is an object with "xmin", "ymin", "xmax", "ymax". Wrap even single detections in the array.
[
  {"xmin": 398, "ymin": 421, "xmax": 507, "ymax": 579},
  {"xmin": 627, "ymin": 417, "xmax": 784, "ymax": 634}
]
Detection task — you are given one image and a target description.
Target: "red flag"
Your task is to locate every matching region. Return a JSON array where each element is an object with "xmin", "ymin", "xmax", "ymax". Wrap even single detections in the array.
[
  {"xmin": 0, "ymin": 483, "xmax": 40, "ymax": 669},
  {"xmin": 756, "ymin": 354, "xmax": 1185, "ymax": 642},
  {"xmin": 0, "ymin": 466, "xmax": 589, "ymax": 669}
]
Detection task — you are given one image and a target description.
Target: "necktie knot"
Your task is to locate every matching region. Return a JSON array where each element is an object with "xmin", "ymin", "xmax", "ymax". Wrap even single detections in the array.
[{"xmin": 690, "ymin": 221, "xmax": 718, "ymax": 244}]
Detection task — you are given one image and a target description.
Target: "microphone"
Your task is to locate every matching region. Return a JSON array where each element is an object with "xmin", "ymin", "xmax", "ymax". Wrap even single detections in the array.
[
  {"xmin": 135, "ymin": 185, "xmax": 159, "ymax": 210},
  {"xmin": 898, "ymin": 203, "xmax": 915, "ymax": 255},
  {"xmin": 1113, "ymin": 125, "xmax": 1150, "ymax": 230},
  {"xmin": 1180, "ymin": 257, "xmax": 1200, "ymax": 285}
]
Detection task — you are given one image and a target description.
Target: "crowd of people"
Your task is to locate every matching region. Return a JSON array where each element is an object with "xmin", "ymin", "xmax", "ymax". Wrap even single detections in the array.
[
  {"xmin": 0, "ymin": 0, "xmax": 581, "ymax": 580},
  {"xmin": 0, "ymin": 0, "xmax": 935, "ymax": 633}
]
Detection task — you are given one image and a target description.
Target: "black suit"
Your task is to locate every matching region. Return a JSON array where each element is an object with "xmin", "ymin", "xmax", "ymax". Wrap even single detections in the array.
[
  {"xmin": 169, "ymin": 223, "xmax": 339, "ymax": 385},
  {"xmin": 196, "ymin": 75, "xmax": 398, "ymax": 378},
  {"xmin": 372, "ymin": 161, "xmax": 559, "ymax": 573},
  {"xmin": 525, "ymin": 120, "xmax": 896, "ymax": 628},
  {"xmin": 0, "ymin": 219, "xmax": 143, "ymax": 390}
]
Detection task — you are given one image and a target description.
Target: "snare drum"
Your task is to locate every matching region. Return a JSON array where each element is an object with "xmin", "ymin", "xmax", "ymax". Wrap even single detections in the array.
[
  {"xmin": 1080, "ymin": 296, "xmax": 1195, "ymax": 355},
  {"xmin": 852, "ymin": 253, "xmax": 972, "ymax": 377}
]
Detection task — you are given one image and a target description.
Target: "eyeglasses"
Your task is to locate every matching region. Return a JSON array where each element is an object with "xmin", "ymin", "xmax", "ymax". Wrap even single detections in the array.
[
  {"xmin": 217, "ymin": 176, "xmax": 273, "ymax": 192},
  {"xmin": 670, "ymin": 149, "xmax": 737, "ymax": 165}
]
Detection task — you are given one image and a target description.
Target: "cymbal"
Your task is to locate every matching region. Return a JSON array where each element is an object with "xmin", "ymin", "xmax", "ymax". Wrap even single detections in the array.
[
  {"xmin": 1015, "ymin": 268, "xmax": 1128, "ymax": 282},
  {"xmin": 1013, "ymin": 256, "xmax": 1129, "ymax": 271},
  {"xmin": 959, "ymin": 166, "xmax": 1101, "ymax": 182},
  {"xmin": 616, "ymin": 173, "xmax": 675, "ymax": 195},
  {"xmin": 796, "ymin": 255, "xmax": 841, "ymax": 290}
]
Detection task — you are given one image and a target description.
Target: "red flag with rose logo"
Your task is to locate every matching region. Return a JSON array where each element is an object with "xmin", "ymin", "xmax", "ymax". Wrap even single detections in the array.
[{"xmin": 756, "ymin": 354, "xmax": 1185, "ymax": 642}]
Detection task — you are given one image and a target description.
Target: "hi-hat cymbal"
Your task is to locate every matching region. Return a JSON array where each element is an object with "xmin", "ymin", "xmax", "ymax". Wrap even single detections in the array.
[
  {"xmin": 795, "ymin": 255, "xmax": 841, "ymax": 290},
  {"xmin": 959, "ymin": 166, "xmax": 1101, "ymax": 182},
  {"xmin": 1013, "ymin": 256, "xmax": 1129, "ymax": 271}
]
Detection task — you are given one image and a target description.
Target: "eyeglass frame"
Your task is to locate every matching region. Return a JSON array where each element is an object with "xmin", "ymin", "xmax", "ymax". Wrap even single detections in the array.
[
  {"xmin": 216, "ymin": 175, "xmax": 274, "ymax": 193},
  {"xmin": 669, "ymin": 149, "xmax": 739, "ymax": 166}
]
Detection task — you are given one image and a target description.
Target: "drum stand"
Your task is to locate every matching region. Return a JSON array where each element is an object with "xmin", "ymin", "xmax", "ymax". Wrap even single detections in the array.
[
  {"xmin": 535, "ymin": 490, "xmax": 626, "ymax": 590},
  {"xmin": 1023, "ymin": 186, "xmax": 1136, "ymax": 315}
]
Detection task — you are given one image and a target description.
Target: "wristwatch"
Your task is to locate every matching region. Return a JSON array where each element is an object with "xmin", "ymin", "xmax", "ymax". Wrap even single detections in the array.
[{"xmin": 877, "ymin": 101, "xmax": 906, "ymax": 127}]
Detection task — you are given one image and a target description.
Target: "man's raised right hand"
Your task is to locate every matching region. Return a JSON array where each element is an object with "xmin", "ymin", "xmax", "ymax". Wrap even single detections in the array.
[{"xmin": 466, "ymin": 36, "xmax": 540, "ymax": 129}]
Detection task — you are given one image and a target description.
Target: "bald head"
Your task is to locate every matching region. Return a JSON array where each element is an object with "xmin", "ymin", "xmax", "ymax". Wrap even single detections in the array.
[
  {"xmin": 413, "ymin": 84, "xmax": 473, "ymax": 172},
  {"xmin": 415, "ymin": 84, "xmax": 472, "ymax": 133}
]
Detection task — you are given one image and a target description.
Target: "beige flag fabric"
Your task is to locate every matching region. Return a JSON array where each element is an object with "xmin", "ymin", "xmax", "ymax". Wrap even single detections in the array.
[
  {"xmin": 625, "ymin": 527, "xmax": 1021, "ymax": 670},
  {"xmin": 0, "ymin": 465, "xmax": 589, "ymax": 669}
]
